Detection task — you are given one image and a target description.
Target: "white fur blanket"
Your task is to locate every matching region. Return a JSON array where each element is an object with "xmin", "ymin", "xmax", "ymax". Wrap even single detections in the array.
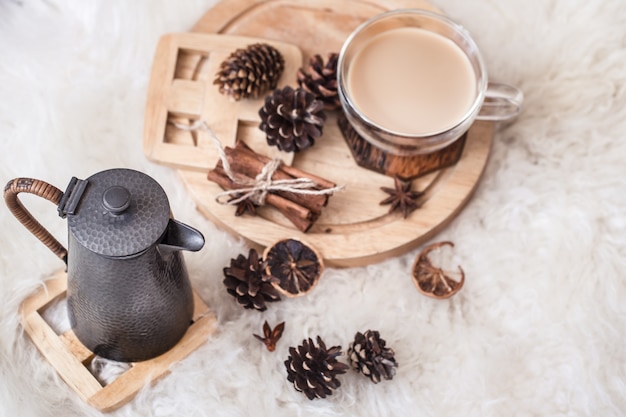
[{"xmin": 2, "ymin": 1, "xmax": 626, "ymax": 416}]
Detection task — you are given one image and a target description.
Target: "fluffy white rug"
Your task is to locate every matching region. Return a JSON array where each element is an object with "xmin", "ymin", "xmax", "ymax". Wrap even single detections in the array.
[{"xmin": 2, "ymin": 1, "xmax": 626, "ymax": 416}]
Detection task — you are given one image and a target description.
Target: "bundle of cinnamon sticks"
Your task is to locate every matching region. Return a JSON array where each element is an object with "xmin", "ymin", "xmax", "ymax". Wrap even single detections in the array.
[{"xmin": 207, "ymin": 141, "xmax": 337, "ymax": 232}]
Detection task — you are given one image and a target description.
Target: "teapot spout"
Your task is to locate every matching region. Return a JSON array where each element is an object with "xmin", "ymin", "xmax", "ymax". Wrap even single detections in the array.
[{"xmin": 159, "ymin": 219, "xmax": 205, "ymax": 252}]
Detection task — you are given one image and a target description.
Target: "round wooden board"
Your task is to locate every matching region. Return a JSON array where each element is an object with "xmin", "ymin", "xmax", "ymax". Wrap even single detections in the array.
[{"xmin": 179, "ymin": 0, "xmax": 494, "ymax": 267}]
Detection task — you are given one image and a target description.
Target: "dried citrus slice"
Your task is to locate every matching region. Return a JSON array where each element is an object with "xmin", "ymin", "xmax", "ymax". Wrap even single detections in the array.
[
  {"xmin": 412, "ymin": 241, "xmax": 465, "ymax": 299},
  {"xmin": 263, "ymin": 238, "xmax": 323, "ymax": 297}
]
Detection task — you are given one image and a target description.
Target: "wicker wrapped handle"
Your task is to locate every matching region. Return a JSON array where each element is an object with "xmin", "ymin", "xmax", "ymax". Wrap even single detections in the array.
[{"xmin": 4, "ymin": 178, "xmax": 67, "ymax": 262}]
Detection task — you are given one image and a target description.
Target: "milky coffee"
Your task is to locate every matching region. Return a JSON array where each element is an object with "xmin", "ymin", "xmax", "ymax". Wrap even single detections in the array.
[{"xmin": 347, "ymin": 27, "xmax": 476, "ymax": 136}]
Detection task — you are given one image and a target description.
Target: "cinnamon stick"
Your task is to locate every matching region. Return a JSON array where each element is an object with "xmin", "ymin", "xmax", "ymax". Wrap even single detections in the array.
[
  {"xmin": 205, "ymin": 140, "xmax": 339, "ymax": 232},
  {"xmin": 224, "ymin": 145, "xmax": 327, "ymax": 213},
  {"xmin": 236, "ymin": 141, "xmax": 337, "ymax": 190},
  {"xmin": 207, "ymin": 167, "xmax": 317, "ymax": 232}
]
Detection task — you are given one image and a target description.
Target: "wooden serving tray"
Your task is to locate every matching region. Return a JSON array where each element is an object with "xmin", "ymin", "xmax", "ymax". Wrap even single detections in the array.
[
  {"xmin": 20, "ymin": 270, "xmax": 216, "ymax": 412},
  {"xmin": 143, "ymin": 0, "xmax": 494, "ymax": 267}
]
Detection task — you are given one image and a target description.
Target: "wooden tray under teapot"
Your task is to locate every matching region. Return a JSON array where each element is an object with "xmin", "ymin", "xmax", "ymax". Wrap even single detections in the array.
[{"xmin": 19, "ymin": 270, "xmax": 216, "ymax": 412}]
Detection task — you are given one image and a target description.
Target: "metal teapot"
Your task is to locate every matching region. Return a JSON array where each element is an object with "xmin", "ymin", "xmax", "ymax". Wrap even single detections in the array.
[{"xmin": 4, "ymin": 168, "xmax": 205, "ymax": 362}]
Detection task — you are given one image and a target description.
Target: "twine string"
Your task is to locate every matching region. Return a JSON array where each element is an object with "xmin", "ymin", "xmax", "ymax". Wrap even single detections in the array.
[{"xmin": 170, "ymin": 120, "xmax": 344, "ymax": 206}]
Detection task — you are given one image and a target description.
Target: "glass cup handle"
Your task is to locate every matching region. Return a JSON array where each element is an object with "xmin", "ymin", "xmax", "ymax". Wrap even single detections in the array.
[{"xmin": 477, "ymin": 82, "xmax": 524, "ymax": 121}]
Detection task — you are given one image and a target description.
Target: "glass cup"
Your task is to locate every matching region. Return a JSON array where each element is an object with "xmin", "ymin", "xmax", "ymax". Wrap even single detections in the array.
[{"xmin": 337, "ymin": 9, "xmax": 524, "ymax": 156}]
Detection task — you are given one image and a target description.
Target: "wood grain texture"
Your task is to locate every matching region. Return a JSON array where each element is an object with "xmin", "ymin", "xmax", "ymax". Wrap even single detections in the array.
[
  {"xmin": 337, "ymin": 113, "xmax": 467, "ymax": 180},
  {"xmin": 180, "ymin": 120, "xmax": 493, "ymax": 267},
  {"xmin": 191, "ymin": 0, "xmax": 440, "ymax": 63},
  {"xmin": 144, "ymin": 0, "xmax": 495, "ymax": 267},
  {"xmin": 143, "ymin": 32, "xmax": 300, "ymax": 171},
  {"xmin": 19, "ymin": 270, "xmax": 217, "ymax": 412}
]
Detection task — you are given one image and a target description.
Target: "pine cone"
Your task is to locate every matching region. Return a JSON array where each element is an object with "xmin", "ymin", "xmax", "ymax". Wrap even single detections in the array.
[
  {"xmin": 214, "ymin": 43, "xmax": 285, "ymax": 101},
  {"xmin": 284, "ymin": 336, "xmax": 349, "ymax": 400},
  {"xmin": 347, "ymin": 330, "xmax": 398, "ymax": 383},
  {"xmin": 259, "ymin": 86, "xmax": 326, "ymax": 153},
  {"xmin": 223, "ymin": 249, "xmax": 281, "ymax": 311},
  {"xmin": 297, "ymin": 53, "xmax": 340, "ymax": 110}
]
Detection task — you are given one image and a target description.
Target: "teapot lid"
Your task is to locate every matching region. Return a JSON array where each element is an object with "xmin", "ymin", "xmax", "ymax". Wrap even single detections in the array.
[{"xmin": 65, "ymin": 168, "xmax": 171, "ymax": 257}]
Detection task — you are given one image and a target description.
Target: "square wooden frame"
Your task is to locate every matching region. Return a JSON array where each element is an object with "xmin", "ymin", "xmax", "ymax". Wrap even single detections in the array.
[
  {"xmin": 19, "ymin": 270, "xmax": 216, "ymax": 412},
  {"xmin": 143, "ymin": 32, "xmax": 302, "ymax": 171}
]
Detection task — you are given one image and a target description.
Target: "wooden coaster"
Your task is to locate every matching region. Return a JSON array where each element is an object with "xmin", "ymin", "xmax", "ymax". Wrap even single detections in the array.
[
  {"xmin": 337, "ymin": 112, "xmax": 467, "ymax": 180},
  {"xmin": 19, "ymin": 270, "xmax": 216, "ymax": 412}
]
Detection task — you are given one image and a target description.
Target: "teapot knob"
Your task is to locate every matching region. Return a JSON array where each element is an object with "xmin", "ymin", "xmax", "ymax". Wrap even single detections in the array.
[{"xmin": 102, "ymin": 186, "xmax": 131, "ymax": 215}]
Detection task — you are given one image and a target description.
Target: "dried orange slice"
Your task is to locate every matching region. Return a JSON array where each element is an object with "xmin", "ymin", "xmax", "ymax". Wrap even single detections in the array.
[
  {"xmin": 412, "ymin": 241, "xmax": 465, "ymax": 299},
  {"xmin": 263, "ymin": 238, "xmax": 323, "ymax": 297}
]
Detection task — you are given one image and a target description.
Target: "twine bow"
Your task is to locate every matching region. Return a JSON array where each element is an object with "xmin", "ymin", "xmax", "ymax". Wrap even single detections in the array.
[{"xmin": 170, "ymin": 120, "xmax": 344, "ymax": 206}]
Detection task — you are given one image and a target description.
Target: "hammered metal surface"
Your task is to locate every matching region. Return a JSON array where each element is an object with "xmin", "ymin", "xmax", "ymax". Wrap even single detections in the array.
[
  {"xmin": 67, "ymin": 169, "xmax": 170, "ymax": 258},
  {"xmin": 67, "ymin": 231, "xmax": 194, "ymax": 362}
]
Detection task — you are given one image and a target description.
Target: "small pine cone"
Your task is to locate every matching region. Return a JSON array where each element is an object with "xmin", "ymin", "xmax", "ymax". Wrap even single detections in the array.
[
  {"xmin": 214, "ymin": 43, "xmax": 285, "ymax": 101},
  {"xmin": 223, "ymin": 249, "xmax": 281, "ymax": 311},
  {"xmin": 284, "ymin": 336, "xmax": 349, "ymax": 400},
  {"xmin": 347, "ymin": 330, "xmax": 398, "ymax": 383},
  {"xmin": 259, "ymin": 86, "xmax": 326, "ymax": 153},
  {"xmin": 297, "ymin": 53, "xmax": 340, "ymax": 110}
]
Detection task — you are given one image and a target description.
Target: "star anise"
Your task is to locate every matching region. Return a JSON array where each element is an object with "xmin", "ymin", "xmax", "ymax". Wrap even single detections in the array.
[
  {"xmin": 379, "ymin": 176, "xmax": 423, "ymax": 218},
  {"xmin": 253, "ymin": 320, "xmax": 285, "ymax": 352},
  {"xmin": 228, "ymin": 194, "xmax": 258, "ymax": 217},
  {"xmin": 412, "ymin": 241, "xmax": 465, "ymax": 299}
]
